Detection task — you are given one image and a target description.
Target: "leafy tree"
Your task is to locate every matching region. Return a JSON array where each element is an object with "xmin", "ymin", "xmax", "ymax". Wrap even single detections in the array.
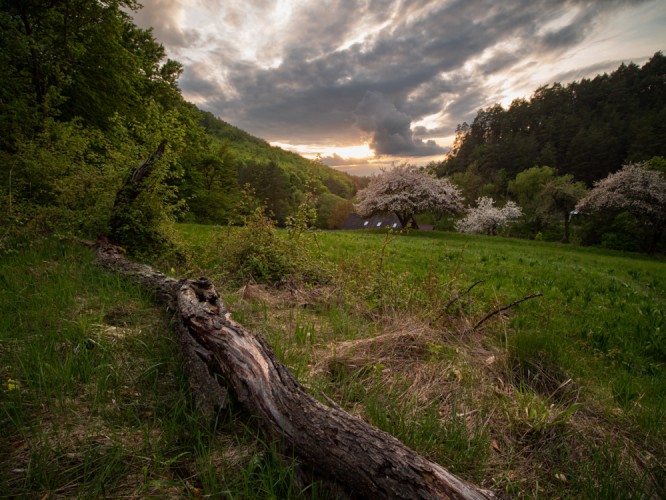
[
  {"xmin": 355, "ymin": 164, "xmax": 463, "ymax": 229},
  {"xmin": 450, "ymin": 163, "xmax": 508, "ymax": 204},
  {"xmin": 238, "ymin": 160, "xmax": 294, "ymax": 223},
  {"xmin": 508, "ymin": 166, "xmax": 555, "ymax": 237},
  {"xmin": 326, "ymin": 198, "xmax": 355, "ymax": 229},
  {"xmin": 183, "ymin": 140, "xmax": 239, "ymax": 223},
  {"xmin": 539, "ymin": 175, "xmax": 587, "ymax": 243},
  {"xmin": 509, "ymin": 166, "xmax": 555, "ymax": 211},
  {"xmin": 0, "ymin": 0, "xmax": 180, "ymax": 138},
  {"xmin": 315, "ymin": 192, "xmax": 346, "ymax": 229},
  {"xmin": 6, "ymin": 118, "xmax": 127, "ymax": 234},
  {"xmin": 107, "ymin": 104, "xmax": 189, "ymax": 257},
  {"xmin": 456, "ymin": 197, "xmax": 523, "ymax": 236},
  {"xmin": 576, "ymin": 161, "xmax": 666, "ymax": 252}
]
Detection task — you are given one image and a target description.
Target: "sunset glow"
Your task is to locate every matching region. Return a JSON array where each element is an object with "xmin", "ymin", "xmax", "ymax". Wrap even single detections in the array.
[
  {"xmin": 271, "ymin": 142, "xmax": 374, "ymax": 160},
  {"xmin": 131, "ymin": 1, "xmax": 666, "ymax": 175}
]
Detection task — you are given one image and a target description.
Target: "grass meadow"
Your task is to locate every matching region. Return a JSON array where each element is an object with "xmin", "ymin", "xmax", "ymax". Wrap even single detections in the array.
[{"xmin": 1, "ymin": 227, "xmax": 664, "ymax": 497}]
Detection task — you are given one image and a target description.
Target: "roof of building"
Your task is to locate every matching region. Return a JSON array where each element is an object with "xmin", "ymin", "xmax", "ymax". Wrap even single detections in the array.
[{"xmin": 341, "ymin": 213, "xmax": 404, "ymax": 230}]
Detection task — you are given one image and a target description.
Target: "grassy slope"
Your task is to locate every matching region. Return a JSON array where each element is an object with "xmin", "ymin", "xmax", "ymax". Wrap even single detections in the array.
[
  {"xmin": 0, "ymin": 239, "xmax": 314, "ymax": 498},
  {"xmin": 178, "ymin": 223, "xmax": 666, "ymax": 497},
  {"xmin": 2, "ymin": 231, "xmax": 664, "ymax": 497}
]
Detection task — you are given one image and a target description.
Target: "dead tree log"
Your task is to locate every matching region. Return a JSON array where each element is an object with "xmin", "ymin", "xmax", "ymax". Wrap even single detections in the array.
[
  {"xmin": 108, "ymin": 141, "xmax": 175, "ymax": 256},
  {"xmin": 97, "ymin": 244, "xmax": 494, "ymax": 499}
]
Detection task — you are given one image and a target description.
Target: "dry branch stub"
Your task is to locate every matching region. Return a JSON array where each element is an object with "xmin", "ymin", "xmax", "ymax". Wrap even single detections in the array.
[{"xmin": 96, "ymin": 244, "xmax": 494, "ymax": 499}]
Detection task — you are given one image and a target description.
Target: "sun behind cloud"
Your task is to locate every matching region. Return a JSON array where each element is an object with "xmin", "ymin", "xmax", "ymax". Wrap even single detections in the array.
[{"xmin": 271, "ymin": 141, "xmax": 374, "ymax": 160}]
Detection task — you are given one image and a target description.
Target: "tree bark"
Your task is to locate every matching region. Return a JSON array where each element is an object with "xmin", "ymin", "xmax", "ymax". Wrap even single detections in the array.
[
  {"xmin": 396, "ymin": 212, "xmax": 420, "ymax": 229},
  {"xmin": 108, "ymin": 140, "xmax": 170, "ymax": 252},
  {"xmin": 96, "ymin": 244, "xmax": 494, "ymax": 499}
]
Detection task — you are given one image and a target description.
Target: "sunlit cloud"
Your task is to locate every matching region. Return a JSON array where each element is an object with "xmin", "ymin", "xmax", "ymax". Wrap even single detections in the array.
[
  {"xmin": 271, "ymin": 142, "xmax": 374, "ymax": 160},
  {"xmin": 132, "ymin": 0, "xmax": 666, "ymax": 174}
]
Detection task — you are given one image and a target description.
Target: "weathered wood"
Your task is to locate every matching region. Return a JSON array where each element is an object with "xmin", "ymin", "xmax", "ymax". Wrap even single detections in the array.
[
  {"xmin": 108, "ymin": 141, "xmax": 172, "ymax": 253},
  {"xmin": 97, "ymin": 244, "xmax": 494, "ymax": 499},
  {"xmin": 96, "ymin": 244, "xmax": 228, "ymax": 419}
]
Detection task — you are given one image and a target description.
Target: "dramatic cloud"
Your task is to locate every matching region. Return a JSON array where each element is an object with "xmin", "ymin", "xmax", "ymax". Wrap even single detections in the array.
[
  {"xmin": 321, "ymin": 154, "xmax": 371, "ymax": 167},
  {"xmin": 354, "ymin": 91, "xmax": 446, "ymax": 156},
  {"xmin": 131, "ymin": 0, "xmax": 666, "ymax": 168}
]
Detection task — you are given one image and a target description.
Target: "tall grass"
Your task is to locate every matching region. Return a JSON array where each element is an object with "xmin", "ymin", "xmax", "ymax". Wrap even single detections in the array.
[
  {"xmin": 0, "ymin": 238, "xmax": 311, "ymax": 497},
  {"xmin": 176, "ymin": 223, "xmax": 665, "ymax": 497}
]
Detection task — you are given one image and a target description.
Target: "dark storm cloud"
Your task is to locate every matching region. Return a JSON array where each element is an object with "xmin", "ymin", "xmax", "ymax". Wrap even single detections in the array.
[
  {"xmin": 135, "ymin": 0, "xmax": 656, "ymax": 155},
  {"xmin": 354, "ymin": 91, "xmax": 447, "ymax": 156},
  {"xmin": 179, "ymin": 63, "xmax": 224, "ymax": 98}
]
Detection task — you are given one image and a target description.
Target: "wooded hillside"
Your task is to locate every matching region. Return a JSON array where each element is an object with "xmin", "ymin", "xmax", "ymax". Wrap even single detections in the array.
[
  {"xmin": 437, "ymin": 53, "xmax": 666, "ymax": 185},
  {"xmin": 0, "ymin": 0, "xmax": 357, "ymax": 251}
]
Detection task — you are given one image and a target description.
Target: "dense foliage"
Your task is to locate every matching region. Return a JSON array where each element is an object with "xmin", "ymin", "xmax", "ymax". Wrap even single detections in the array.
[
  {"xmin": 577, "ymin": 161, "xmax": 666, "ymax": 252},
  {"xmin": 437, "ymin": 53, "xmax": 666, "ymax": 186},
  {"xmin": 199, "ymin": 110, "xmax": 357, "ymax": 225},
  {"xmin": 0, "ymin": 0, "xmax": 192, "ymax": 254},
  {"xmin": 0, "ymin": 1, "xmax": 358, "ymax": 256}
]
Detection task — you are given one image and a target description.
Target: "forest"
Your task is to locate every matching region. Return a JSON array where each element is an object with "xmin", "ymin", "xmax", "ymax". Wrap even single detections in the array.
[
  {"xmin": 426, "ymin": 53, "xmax": 666, "ymax": 252},
  {"xmin": 436, "ymin": 52, "xmax": 666, "ymax": 185},
  {"xmin": 0, "ymin": 0, "xmax": 356, "ymax": 258}
]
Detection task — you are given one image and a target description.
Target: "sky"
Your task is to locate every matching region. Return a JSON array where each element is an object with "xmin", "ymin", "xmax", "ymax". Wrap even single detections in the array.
[{"xmin": 131, "ymin": 0, "xmax": 666, "ymax": 176}]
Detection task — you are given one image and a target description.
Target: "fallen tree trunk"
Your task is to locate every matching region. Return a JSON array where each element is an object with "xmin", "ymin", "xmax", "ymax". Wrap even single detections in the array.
[{"xmin": 97, "ymin": 244, "xmax": 494, "ymax": 499}]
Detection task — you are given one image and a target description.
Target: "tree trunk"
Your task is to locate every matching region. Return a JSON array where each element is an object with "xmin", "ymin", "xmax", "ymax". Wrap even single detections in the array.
[
  {"xmin": 561, "ymin": 211, "xmax": 570, "ymax": 244},
  {"xmin": 396, "ymin": 212, "xmax": 419, "ymax": 229},
  {"xmin": 96, "ymin": 244, "xmax": 494, "ymax": 499},
  {"xmin": 648, "ymin": 226, "xmax": 663, "ymax": 254},
  {"xmin": 108, "ymin": 140, "xmax": 169, "ymax": 252}
]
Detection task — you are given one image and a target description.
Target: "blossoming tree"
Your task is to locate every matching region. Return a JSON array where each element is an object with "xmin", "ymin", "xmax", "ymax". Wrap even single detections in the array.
[
  {"xmin": 576, "ymin": 161, "xmax": 666, "ymax": 252},
  {"xmin": 456, "ymin": 197, "xmax": 523, "ymax": 235},
  {"xmin": 355, "ymin": 164, "xmax": 463, "ymax": 229}
]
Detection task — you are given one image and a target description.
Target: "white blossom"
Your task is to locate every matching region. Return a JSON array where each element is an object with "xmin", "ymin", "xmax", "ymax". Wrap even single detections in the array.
[
  {"xmin": 456, "ymin": 197, "xmax": 523, "ymax": 235},
  {"xmin": 355, "ymin": 164, "xmax": 463, "ymax": 228},
  {"xmin": 576, "ymin": 162, "xmax": 666, "ymax": 227}
]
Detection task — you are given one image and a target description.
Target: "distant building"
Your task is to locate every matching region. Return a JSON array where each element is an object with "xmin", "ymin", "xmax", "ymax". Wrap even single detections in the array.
[
  {"xmin": 341, "ymin": 213, "xmax": 403, "ymax": 230},
  {"xmin": 340, "ymin": 213, "xmax": 435, "ymax": 230}
]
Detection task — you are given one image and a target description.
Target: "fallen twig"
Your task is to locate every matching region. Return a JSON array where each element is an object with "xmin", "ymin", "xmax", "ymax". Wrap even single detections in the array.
[
  {"xmin": 473, "ymin": 293, "xmax": 543, "ymax": 330},
  {"xmin": 445, "ymin": 280, "xmax": 485, "ymax": 311}
]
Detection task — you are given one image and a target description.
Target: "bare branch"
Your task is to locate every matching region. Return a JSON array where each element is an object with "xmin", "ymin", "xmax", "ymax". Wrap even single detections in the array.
[{"xmin": 473, "ymin": 293, "xmax": 543, "ymax": 330}]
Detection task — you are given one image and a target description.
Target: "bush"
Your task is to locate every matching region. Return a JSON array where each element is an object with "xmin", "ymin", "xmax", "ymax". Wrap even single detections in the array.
[
  {"xmin": 4, "ymin": 120, "xmax": 126, "ymax": 238},
  {"xmin": 214, "ymin": 192, "xmax": 332, "ymax": 286}
]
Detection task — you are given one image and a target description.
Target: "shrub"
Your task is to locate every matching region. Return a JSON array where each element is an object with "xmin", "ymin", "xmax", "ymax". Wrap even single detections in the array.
[{"xmin": 214, "ymin": 191, "xmax": 332, "ymax": 286}]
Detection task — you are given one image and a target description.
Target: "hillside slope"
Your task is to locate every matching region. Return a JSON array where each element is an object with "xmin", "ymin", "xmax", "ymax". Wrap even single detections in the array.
[{"xmin": 197, "ymin": 109, "xmax": 358, "ymax": 224}]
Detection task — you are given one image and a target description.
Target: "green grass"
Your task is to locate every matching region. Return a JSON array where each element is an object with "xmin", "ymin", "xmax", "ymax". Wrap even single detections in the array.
[
  {"xmin": 3, "ymin": 227, "xmax": 665, "ymax": 497},
  {"xmin": 0, "ymin": 238, "xmax": 313, "ymax": 498},
  {"xmin": 314, "ymin": 230, "xmax": 666, "ymax": 423},
  {"xmin": 176, "ymin": 223, "xmax": 665, "ymax": 497}
]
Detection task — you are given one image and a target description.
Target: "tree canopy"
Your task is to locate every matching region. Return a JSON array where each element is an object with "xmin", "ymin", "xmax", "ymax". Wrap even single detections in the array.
[
  {"xmin": 437, "ymin": 53, "xmax": 666, "ymax": 186},
  {"xmin": 577, "ymin": 161, "xmax": 666, "ymax": 251},
  {"xmin": 355, "ymin": 164, "xmax": 463, "ymax": 229},
  {"xmin": 455, "ymin": 197, "xmax": 523, "ymax": 236}
]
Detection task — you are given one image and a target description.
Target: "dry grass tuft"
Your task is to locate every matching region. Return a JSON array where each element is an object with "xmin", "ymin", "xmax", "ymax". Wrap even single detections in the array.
[
  {"xmin": 315, "ymin": 320, "xmax": 440, "ymax": 370},
  {"xmin": 238, "ymin": 282, "xmax": 336, "ymax": 309},
  {"xmin": 311, "ymin": 318, "xmax": 502, "ymax": 419}
]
